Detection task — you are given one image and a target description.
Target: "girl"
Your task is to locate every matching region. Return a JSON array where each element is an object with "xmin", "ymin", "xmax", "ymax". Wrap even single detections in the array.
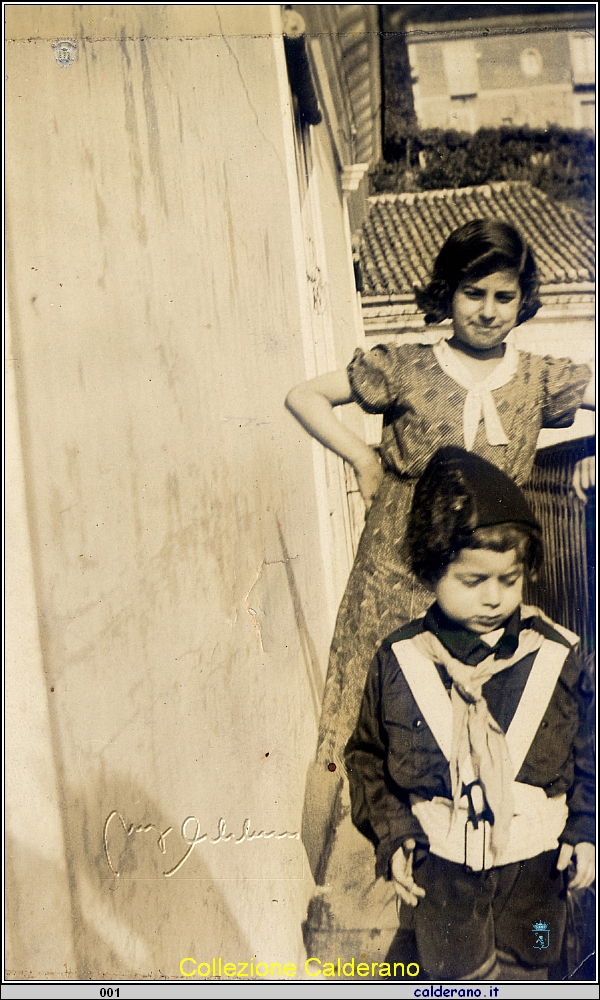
[{"xmin": 287, "ymin": 220, "xmax": 594, "ymax": 782}]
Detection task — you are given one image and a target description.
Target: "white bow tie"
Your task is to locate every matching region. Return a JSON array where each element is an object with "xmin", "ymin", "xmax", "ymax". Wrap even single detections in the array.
[{"xmin": 433, "ymin": 339, "xmax": 519, "ymax": 451}]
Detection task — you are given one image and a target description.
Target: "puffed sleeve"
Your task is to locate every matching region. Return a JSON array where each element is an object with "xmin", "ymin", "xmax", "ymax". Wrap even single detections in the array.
[
  {"xmin": 541, "ymin": 356, "xmax": 592, "ymax": 429},
  {"xmin": 347, "ymin": 344, "xmax": 406, "ymax": 414}
]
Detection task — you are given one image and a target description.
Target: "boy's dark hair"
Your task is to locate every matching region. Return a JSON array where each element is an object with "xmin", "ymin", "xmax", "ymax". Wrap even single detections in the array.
[
  {"xmin": 405, "ymin": 460, "xmax": 543, "ymax": 586},
  {"xmin": 414, "ymin": 219, "xmax": 541, "ymax": 327}
]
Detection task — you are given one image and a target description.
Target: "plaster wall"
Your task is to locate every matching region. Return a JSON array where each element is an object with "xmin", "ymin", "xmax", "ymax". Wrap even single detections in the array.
[{"xmin": 6, "ymin": 5, "xmax": 352, "ymax": 978}]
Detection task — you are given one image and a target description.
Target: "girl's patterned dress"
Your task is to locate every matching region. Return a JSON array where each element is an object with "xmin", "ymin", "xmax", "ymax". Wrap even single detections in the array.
[{"xmin": 316, "ymin": 341, "xmax": 591, "ymax": 769}]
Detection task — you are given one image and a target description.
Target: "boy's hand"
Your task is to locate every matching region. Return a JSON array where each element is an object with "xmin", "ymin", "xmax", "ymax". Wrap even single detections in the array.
[
  {"xmin": 391, "ymin": 839, "xmax": 426, "ymax": 907},
  {"xmin": 556, "ymin": 842, "xmax": 595, "ymax": 889}
]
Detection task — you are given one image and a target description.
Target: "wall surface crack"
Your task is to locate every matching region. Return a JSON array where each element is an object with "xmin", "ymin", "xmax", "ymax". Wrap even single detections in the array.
[
  {"xmin": 243, "ymin": 555, "xmax": 298, "ymax": 652},
  {"xmin": 216, "ymin": 11, "xmax": 285, "ymax": 174}
]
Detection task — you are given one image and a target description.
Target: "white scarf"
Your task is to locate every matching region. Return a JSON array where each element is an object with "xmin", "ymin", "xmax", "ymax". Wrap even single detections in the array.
[
  {"xmin": 433, "ymin": 339, "xmax": 519, "ymax": 451},
  {"xmin": 411, "ymin": 627, "xmax": 546, "ymax": 860}
]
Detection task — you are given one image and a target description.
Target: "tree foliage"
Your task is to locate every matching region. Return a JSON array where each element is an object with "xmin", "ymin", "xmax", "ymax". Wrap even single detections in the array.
[{"xmin": 371, "ymin": 126, "xmax": 595, "ymax": 207}]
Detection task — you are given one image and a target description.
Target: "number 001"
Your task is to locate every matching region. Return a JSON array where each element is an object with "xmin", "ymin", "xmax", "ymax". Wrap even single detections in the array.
[{"xmin": 100, "ymin": 990, "xmax": 119, "ymax": 998}]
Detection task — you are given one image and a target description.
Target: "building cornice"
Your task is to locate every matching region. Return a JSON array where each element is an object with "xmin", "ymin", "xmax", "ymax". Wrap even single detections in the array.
[{"xmin": 406, "ymin": 11, "xmax": 595, "ymax": 45}]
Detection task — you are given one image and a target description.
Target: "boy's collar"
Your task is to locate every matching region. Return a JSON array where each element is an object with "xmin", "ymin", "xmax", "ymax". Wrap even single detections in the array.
[{"xmin": 423, "ymin": 603, "xmax": 522, "ymax": 666}]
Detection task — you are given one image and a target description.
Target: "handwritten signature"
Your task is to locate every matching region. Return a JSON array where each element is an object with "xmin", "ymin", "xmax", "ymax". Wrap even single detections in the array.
[{"xmin": 103, "ymin": 811, "xmax": 300, "ymax": 878}]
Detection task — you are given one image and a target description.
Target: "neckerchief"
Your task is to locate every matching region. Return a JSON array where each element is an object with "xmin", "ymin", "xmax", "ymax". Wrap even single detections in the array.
[
  {"xmin": 411, "ymin": 626, "xmax": 545, "ymax": 860},
  {"xmin": 433, "ymin": 338, "xmax": 519, "ymax": 451}
]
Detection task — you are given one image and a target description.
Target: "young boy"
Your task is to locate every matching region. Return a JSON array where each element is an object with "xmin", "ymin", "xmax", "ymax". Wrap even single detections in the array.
[{"xmin": 345, "ymin": 447, "xmax": 594, "ymax": 981}]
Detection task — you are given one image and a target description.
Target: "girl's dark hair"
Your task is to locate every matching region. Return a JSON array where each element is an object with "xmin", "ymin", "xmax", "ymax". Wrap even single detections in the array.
[
  {"xmin": 404, "ymin": 466, "xmax": 543, "ymax": 586},
  {"xmin": 414, "ymin": 219, "xmax": 541, "ymax": 326}
]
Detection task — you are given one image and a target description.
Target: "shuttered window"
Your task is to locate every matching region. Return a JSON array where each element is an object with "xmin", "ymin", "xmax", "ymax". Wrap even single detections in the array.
[
  {"xmin": 442, "ymin": 40, "xmax": 479, "ymax": 98},
  {"xmin": 569, "ymin": 32, "xmax": 595, "ymax": 88}
]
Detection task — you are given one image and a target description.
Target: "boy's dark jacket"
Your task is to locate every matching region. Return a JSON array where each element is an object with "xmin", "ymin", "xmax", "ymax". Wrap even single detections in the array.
[{"xmin": 344, "ymin": 604, "xmax": 595, "ymax": 880}]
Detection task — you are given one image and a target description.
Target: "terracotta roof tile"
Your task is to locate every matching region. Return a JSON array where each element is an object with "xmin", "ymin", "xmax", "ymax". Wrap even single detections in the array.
[{"xmin": 360, "ymin": 182, "xmax": 595, "ymax": 297}]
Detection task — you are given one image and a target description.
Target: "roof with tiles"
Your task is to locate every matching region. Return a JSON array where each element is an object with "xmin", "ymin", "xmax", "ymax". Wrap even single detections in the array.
[{"xmin": 359, "ymin": 182, "xmax": 595, "ymax": 298}]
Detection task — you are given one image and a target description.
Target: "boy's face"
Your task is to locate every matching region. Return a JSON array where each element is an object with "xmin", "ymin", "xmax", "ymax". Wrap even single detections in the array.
[{"xmin": 434, "ymin": 547, "xmax": 524, "ymax": 634}]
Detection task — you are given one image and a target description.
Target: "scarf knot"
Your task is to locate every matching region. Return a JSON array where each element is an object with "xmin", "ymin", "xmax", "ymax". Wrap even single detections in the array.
[{"xmin": 433, "ymin": 339, "xmax": 519, "ymax": 451}]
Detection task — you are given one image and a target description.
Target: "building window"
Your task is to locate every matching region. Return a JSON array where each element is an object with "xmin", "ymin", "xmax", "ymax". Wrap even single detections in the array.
[
  {"xmin": 569, "ymin": 32, "xmax": 595, "ymax": 90},
  {"xmin": 520, "ymin": 48, "xmax": 543, "ymax": 78},
  {"xmin": 442, "ymin": 40, "xmax": 479, "ymax": 98}
]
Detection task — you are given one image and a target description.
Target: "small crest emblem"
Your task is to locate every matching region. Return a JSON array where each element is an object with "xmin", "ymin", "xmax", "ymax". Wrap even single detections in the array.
[
  {"xmin": 532, "ymin": 920, "xmax": 550, "ymax": 950},
  {"xmin": 52, "ymin": 39, "xmax": 78, "ymax": 67}
]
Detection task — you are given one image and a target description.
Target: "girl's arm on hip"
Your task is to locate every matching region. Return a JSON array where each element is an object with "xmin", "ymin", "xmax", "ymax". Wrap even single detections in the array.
[{"xmin": 286, "ymin": 368, "xmax": 383, "ymax": 507}]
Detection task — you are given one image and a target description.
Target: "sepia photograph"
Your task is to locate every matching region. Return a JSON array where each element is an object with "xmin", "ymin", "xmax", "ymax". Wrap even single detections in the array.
[{"xmin": 5, "ymin": 3, "xmax": 596, "ymax": 992}]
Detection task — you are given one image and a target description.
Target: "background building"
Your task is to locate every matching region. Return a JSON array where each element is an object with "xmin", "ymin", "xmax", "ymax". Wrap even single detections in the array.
[{"xmin": 399, "ymin": 4, "xmax": 596, "ymax": 133}]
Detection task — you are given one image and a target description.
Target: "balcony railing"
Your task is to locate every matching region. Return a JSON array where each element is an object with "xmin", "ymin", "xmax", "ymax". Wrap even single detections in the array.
[{"xmin": 523, "ymin": 437, "xmax": 595, "ymax": 659}]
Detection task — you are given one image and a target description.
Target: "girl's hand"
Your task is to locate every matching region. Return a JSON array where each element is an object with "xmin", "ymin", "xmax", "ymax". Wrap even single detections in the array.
[
  {"xmin": 354, "ymin": 451, "xmax": 384, "ymax": 511},
  {"xmin": 556, "ymin": 841, "xmax": 595, "ymax": 889},
  {"xmin": 391, "ymin": 839, "xmax": 426, "ymax": 907},
  {"xmin": 572, "ymin": 457, "xmax": 595, "ymax": 504}
]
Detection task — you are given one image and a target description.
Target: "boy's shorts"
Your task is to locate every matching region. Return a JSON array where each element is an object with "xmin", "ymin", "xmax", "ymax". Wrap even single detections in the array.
[{"xmin": 400, "ymin": 848, "xmax": 567, "ymax": 980}]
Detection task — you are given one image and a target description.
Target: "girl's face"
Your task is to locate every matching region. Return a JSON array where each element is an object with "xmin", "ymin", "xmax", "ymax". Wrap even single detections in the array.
[{"xmin": 451, "ymin": 270, "xmax": 521, "ymax": 352}]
